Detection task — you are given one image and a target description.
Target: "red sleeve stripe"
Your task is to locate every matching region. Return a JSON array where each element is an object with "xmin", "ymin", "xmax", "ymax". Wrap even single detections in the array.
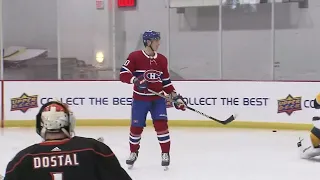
[{"xmin": 6, "ymin": 148, "xmax": 114, "ymax": 174}]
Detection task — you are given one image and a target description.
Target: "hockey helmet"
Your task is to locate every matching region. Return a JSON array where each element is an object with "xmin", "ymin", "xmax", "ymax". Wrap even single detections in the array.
[
  {"xmin": 36, "ymin": 101, "xmax": 75, "ymax": 139},
  {"xmin": 142, "ymin": 30, "xmax": 160, "ymax": 46}
]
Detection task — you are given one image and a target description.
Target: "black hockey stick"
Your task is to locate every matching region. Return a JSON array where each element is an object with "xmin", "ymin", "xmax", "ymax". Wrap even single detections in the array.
[{"xmin": 147, "ymin": 89, "xmax": 236, "ymax": 125}]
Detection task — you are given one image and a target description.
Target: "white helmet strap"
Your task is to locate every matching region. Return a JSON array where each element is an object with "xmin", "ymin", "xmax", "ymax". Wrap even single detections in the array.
[{"xmin": 41, "ymin": 127, "xmax": 71, "ymax": 139}]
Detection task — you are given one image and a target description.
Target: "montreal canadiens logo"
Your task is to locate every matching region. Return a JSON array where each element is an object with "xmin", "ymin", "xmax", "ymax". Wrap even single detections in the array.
[{"xmin": 143, "ymin": 70, "xmax": 162, "ymax": 83}]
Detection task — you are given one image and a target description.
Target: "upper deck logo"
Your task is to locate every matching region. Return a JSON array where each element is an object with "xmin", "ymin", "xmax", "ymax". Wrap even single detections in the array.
[
  {"xmin": 277, "ymin": 94, "xmax": 302, "ymax": 116},
  {"xmin": 11, "ymin": 93, "xmax": 38, "ymax": 113}
]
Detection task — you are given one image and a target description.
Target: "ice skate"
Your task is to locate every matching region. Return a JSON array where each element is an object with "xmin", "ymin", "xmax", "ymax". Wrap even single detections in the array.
[
  {"xmin": 161, "ymin": 153, "xmax": 170, "ymax": 171},
  {"xmin": 126, "ymin": 152, "xmax": 138, "ymax": 169}
]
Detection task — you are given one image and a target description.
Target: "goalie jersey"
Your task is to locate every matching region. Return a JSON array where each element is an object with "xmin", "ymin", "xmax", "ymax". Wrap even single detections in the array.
[
  {"xmin": 4, "ymin": 136, "xmax": 132, "ymax": 180},
  {"xmin": 120, "ymin": 50, "xmax": 175, "ymax": 101}
]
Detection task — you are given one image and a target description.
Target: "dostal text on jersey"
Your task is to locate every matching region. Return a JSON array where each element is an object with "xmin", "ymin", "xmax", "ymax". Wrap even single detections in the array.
[{"xmin": 33, "ymin": 153, "xmax": 79, "ymax": 169}]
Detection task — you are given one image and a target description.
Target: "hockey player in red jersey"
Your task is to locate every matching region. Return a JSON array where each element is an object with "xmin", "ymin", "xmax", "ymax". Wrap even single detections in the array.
[{"xmin": 120, "ymin": 30, "xmax": 186, "ymax": 170}]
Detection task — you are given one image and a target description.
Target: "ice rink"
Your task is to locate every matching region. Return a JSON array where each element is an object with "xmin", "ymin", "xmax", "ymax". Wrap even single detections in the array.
[{"xmin": 0, "ymin": 127, "xmax": 319, "ymax": 180}]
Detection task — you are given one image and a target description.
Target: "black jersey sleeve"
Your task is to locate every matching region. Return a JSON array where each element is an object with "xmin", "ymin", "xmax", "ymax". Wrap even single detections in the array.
[
  {"xmin": 4, "ymin": 159, "xmax": 20, "ymax": 180},
  {"xmin": 93, "ymin": 140, "xmax": 132, "ymax": 180},
  {"xmin": 4, "ymin": 145, "xmax": 35, "ymax": 180}
]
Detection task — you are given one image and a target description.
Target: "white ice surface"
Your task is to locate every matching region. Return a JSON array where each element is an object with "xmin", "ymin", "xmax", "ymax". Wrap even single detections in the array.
[{"xmin": 0, "ymin": 127, "xmax": 319, "ymax": 180}]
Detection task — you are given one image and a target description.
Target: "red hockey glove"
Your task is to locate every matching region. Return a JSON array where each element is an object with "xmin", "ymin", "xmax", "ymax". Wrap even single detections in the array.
[
  {"xmin": 172, "ymin": 94, "xmax": 186, "ymax": 111},
  {"xmin": 133, "ymin": 76, "xmax": 148, "ymax": 91}
]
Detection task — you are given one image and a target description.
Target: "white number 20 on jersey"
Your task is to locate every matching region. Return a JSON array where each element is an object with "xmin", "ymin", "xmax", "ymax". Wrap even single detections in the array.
[{"xmin": 52, "ymin": 172, "xmax": 63, "ymax": 180}]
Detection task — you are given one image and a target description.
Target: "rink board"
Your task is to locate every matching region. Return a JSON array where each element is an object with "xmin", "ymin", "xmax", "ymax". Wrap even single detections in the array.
[{"xmin": 2, "ymin": 81, "xmax": 319, "ymax": 130}]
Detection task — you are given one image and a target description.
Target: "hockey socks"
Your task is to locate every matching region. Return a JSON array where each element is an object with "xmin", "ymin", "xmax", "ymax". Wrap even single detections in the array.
[
  {"xmin": 129, "ymin": 126, "xmax": 143, "ymax": 152},
  {"xmin": 154, "ymin": 120, "xmax": 170, "ymax": 153}
]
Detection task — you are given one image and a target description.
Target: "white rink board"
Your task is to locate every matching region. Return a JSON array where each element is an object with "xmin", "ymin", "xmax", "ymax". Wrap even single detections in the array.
[
  {"xmin": 0, "ymin": 82, "xmax": 2, "ymax": 121},
  {"xmin": 3, "ymin": 81, "xmax": 320, "ymax": 123},
  {"xmin": 5, "ymin": 81, "xmax": 133, "ymax": 120}
]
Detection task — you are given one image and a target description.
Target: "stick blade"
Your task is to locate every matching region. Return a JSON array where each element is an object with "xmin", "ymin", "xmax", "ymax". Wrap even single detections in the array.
[{"xmin": 219, "ymin": 114, "xmax": 236, "ymax": 125}]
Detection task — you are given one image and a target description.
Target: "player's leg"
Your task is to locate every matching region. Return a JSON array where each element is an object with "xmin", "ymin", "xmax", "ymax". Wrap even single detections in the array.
[
  {"xmin": 150, "ymin": 98, "xmax": 171, "ymax": 168},
  {"xmin": 298, "ymin": 117, "xmax": 320, "ymax": 159},
  {"xmin": 126, "ymin": 99, "xmax": 150, "ymax": 167}
]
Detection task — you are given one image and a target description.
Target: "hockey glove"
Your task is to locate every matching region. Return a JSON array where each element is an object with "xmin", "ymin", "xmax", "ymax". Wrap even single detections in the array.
[
  {"xmin": 133, "ymin": 76, "xmax": 148, "ymax": 91},
  {"xmin": 165, "ymin": 94, "xmax": 174, "ymax": 108},
  {"xmin": 172, "ymin": 94, "xmax": 186, "ymax": 111}
]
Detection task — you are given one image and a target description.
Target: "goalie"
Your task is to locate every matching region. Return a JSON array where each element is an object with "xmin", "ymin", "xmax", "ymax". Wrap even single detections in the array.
[
  {"xmin": 298, "ymin": 94, "xmax": 320, "ymax": 159},
  {"xmin": 4, "ymin": 101, "xmax": 132, "ymax": 180}
]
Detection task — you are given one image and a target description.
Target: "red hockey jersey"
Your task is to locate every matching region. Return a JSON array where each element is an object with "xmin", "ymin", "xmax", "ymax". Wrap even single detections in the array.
[{"xmin": 120, "ymin": 50, "xmax": 175, "ymax": 101}]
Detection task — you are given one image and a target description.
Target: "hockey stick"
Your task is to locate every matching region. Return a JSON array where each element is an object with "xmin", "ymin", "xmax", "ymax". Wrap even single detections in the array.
[{"xmin": 147, "ymin": 89, "xmax": 236, "ymax": 125}]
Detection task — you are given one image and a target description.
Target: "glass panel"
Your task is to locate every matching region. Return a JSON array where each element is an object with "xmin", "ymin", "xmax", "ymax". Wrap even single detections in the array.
[
  {"xmin": 274, "ymin": 2, "xmax": 319, "ymax": 80},
  {"xmin": 59, "ymin": 0, "xmax": 113, "ymax": 80},
  {"xmin": 221, "ymin": 2, "xmax": 272, "ymax": 80},
  {"xmin": 3, "ymin": 0, "xmax": 58, "ymax": 80},
  {"xmin": 169, "ymin": 7, "xmax": 220, "ymax": 80},
  {"xmin": 114, "ymin": 6, "xmax": 126, "ymax": 80},
  {"xmin": 117, "ymin": 0, "xmax": 174, "ymax": 79}
]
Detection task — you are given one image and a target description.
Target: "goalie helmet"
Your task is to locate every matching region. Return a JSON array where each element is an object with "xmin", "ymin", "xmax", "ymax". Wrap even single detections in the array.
[{"xmin": 36, "ymin": 101, "xmax": 75, "ymax": 139}]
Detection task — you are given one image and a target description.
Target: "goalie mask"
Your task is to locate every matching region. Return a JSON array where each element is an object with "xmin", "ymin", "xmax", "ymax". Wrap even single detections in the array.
[{"xmin": 36, "ymin": 101, "xmax": 75, "ymax": 139}]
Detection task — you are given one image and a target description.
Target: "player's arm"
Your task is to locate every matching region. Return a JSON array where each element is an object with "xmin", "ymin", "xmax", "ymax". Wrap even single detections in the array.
[
  {"xmin": 4, "ymin": 154, "xmax": 25, "ymax": 180},
  {"xmin": 161, "ymin": 57, "xmax": 175, "ymax": 95},
  {"xmin": 120, "ymin": 53, "xmax": 136, "ymax": 84},
  {"xmin": 119, "ymin": 53, "xmax": 148, "ymax": 91},
  {"xmin": 94, "ymin": 141, "xmax": 132, "ymax": 180},
  {"xmin": 162, "ymin": 57, "xmax": 186, "ymax": 111}
]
